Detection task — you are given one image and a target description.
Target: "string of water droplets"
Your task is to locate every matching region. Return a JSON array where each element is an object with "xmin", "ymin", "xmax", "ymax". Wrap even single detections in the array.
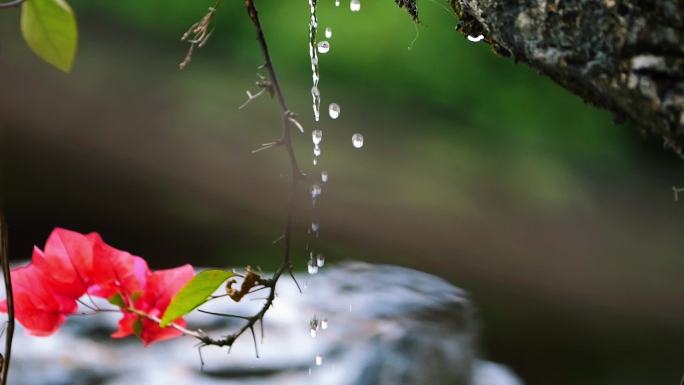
[
  {"xmin": 306, "ymin": 0, "xmax": 365, "ymax": 281},
  {"xmin": 348, "ymin": 0, "xmax": 363, "ymax": 148},
  {"xmin": 306, "ymin": 0, "xmax": 366, "ymax": 375},
  {"xmin": 307, "ymin": 0, "xmax": 324, "ymax": 375},
  {"xmin": 309, "ymin": 0, "xmax": 321, "ymax": 123},
  {"xmin": 308, "ymin": 0, "xmax": 323, "ymax": 281}
]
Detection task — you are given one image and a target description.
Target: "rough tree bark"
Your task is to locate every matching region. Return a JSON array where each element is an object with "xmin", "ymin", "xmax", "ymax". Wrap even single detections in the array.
[{"xmin": 401, "ymin": 0, "xmax": 684, "ymax": 156}]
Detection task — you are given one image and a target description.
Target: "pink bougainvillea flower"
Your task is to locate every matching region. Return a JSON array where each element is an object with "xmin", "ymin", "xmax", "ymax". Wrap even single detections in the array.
[
  {"xmin": 1, "ymin": 227, "xmax": 194, "ymax": 345},
  {"xmin": 31, "ymin": 228, "xmax": 98, "ymax": 299},
  {"xmin": 87, "ymin": 234, "xmax": 149, "ymax": 302},
  {"xmin": 112, "ymin": 264, "xmax": 194, "ymax": 345},
  {"xmin": 0, "ymin": 262, "xmax": 77, "ymax": 336}
]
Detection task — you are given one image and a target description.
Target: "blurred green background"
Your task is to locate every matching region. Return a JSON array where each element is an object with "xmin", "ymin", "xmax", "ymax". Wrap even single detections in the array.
[{"xmin": 1, "ymin": 1, "xmax": 683, "ymax": 384}]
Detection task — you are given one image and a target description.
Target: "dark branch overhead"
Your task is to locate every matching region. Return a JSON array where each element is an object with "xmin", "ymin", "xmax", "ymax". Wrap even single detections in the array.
[
  {"xmin": 395, "ymin": 0, "xmax": 419, "ymax": 21},
  {"xmin": 444, "ymin": 0, "xmax": 684, "ymax": 157}
]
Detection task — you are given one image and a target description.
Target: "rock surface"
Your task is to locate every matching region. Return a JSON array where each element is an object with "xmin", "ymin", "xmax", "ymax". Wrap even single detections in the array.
[
  {"xmin": 4, "ymin": 262, "xmax": 522, "ymax": 385},
  {"xmin": 450, "ymin": 0, "xmax": 684, "ymax": 156}
]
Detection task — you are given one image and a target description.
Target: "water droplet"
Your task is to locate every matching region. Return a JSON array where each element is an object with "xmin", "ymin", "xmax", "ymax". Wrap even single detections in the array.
[
  {"xmin": 308, "ymin": 252, "xmax": 320, "ymax": 274},
  {"xmin": 321, "ymin": 319, "xmax": 328, "ymax": 330},
  {"xmin": 467, "ymin": 34, "xmax": 485, "ymax": 42},
  {"xmin": 325, "ymin": 27, "xmax": 332, "ymax": 39},
  {"xmin": 352, "ymin": 133, "xmax": 364, "ymax": 148},
  {"xmin": 315, "ymin": 355, "xmax": 323, "ymax": 366},
  {"xmin": 312, "ymin": 129, "xmax": 323, "ymax": 145},
  {"xmin": 309, "ymin": 316, "xmax": 319, "ymax": 337},
  {"xmin": 311, "ymin": 86, "xmax": 320, "ymax": 97},
  {"xmin": 313, "ymin": 158, "xmax": 318, "ymax": 166},
  {"xmin": 335, "ymin": 0, "xmax": 340, "ymax": 6},
  {"xmin": 316, "ymin": 253, "xmax": 325, "ymax": 267},
  {"xmin": 308, "ymin": 260, "xmax": 319, "ymax": 275},
  {"xmin": 348, "ymin": 304, "xmax": 353, "ymax": 312},
  {"xmin": 328, "ymin": 103, "xmax": 341, "ymax": 119},
  {"xmin": 350, "ymin": 0, "xmax": 361, "ymax": 12},
  {"xmin": 310, "ymin": 184, "xmax": 322, "ymax": 199},
  {"xmin": 317, "ymin": 41, "xmax": 330, "ymax": 54},
  {"xmin": 321, "ymin": 170, "xmax": 328, "ymax": 183},
  {"xmin": 314, "ymin": 144, "xmax": 321, "ymax": 157}
]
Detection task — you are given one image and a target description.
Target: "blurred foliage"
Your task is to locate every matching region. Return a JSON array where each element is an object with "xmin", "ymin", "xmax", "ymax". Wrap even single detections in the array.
[{"xmin": 69, "ymin": 0, "xmax": 632, "ymax": 165}]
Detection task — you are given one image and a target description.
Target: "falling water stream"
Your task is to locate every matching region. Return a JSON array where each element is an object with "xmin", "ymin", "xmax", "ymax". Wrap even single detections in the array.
[
  {"xmin": 305, "ymin": 0, "xmax": 365, "ymax": 374},
  {"xmin": 309, "ymin": 0, "xmax": 321, "ymax": 122}
]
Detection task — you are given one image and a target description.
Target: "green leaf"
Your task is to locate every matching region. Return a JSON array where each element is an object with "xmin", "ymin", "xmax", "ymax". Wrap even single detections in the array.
[
  {"xmin": 160, "ymin": 269, "xmax": 233, "ymax": 327},
  {"xmin": 20, "ymin": 0, "xmax": 78, "ymax": 72},
  {"xmin": 108, "ymin": 293, "xmax": 126, "ymax": 308}
]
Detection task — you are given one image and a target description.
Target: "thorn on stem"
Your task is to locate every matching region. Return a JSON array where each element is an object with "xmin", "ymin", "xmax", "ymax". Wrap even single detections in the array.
[
  {"xmin": 197, "ymin": 345, "xmax": 206, "ymax": 372},
  {"xmin": 251, "ymin": 141, "xmax": 279, "ymax": 154},
  {"xmin": 249, "ymin": 326, "xmax": 259, "ymax": 358},
  {"xmin": 285, "ymin": 111, "xmax": 304, "ymax": 133},
  {"xmin": 288, "ymin": 267, "xmax": 302, "ymax": 293},
  {"xmin": 239, "ymin": 87, "xmax": 267, "ymax": 109},
  {"xmin": 198, "ymin": 309, "xmax": 250, "ymax": 320}
]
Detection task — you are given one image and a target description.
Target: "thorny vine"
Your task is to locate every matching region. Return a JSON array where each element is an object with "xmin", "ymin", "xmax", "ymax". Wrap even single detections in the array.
[{"xmin": 157, "ymin": 0, "xmax": 305, "ymax": 360}]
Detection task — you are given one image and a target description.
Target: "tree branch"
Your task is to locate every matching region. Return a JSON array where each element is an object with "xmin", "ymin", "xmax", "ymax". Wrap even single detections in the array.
[
  {"xmin": 450, "ymin": 0, "xmax": 684, "ymax": 156},
  {"xmin": 0, "ymin": 218, "xmax": 14, "ymax": 385},
  {"xmin": 0, "ymin": 0, "xmax": 25, "ymax": 9},
  {"xmin": 127, "ymin": 308, "xmax": 205, "ymax": 340}
]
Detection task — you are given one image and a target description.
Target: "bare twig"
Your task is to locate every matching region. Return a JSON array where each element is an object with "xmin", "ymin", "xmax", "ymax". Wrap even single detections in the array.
[
  {"xmin": 134, "ymin": 0, "xmax": 304, "ymax": 353},
  {"xmin": 179, "ymin": 0, "xmax": 222, "ymax": 70},
  {"xmin": 0, "ymin": 218, "xmax": 14, "ymax": 385},
  {"xmin": 127, "ymin": 308, "xmax": 205, "ymax": 340},
  {"xmin": 189, "ymin": 0, "xmax": 303, "ymax": 351}
]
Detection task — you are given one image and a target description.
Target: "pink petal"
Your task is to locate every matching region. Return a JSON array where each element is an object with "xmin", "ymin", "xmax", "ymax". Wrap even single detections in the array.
[{"xmin": 33, "ymin": 228, "xmax": 97, "ymax": 298}]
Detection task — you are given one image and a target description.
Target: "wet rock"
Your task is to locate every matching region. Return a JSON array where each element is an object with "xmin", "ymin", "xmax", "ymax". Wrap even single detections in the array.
[{"xmin": 4, "ymin": 262, "xmax": 522, "ymax": 385}]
